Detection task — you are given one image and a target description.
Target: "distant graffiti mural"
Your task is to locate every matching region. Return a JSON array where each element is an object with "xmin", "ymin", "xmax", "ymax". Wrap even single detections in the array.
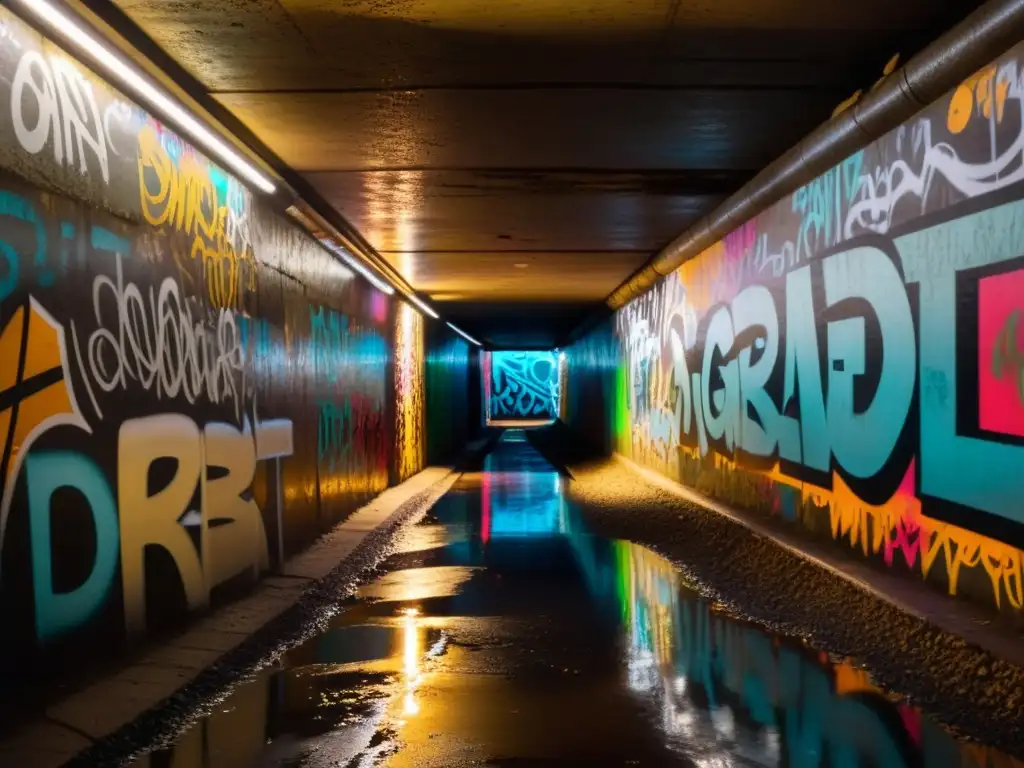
[
  {"xmin": 0, "ymin": 5, "xmax": 468, "ymax": 673},
  {"xmin": 566, "ymin": 41, "xmax": 1024, "ymax": 616},
  {"xmin": 486, "ymin": 351, "xmax": 560, "ymax": 421}
]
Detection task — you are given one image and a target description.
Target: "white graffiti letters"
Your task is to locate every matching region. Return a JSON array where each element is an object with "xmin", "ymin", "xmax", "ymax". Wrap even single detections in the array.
[
  {"xmin": 80, "ymin": 255, "xmax": 247, "ymax": 420},
  {"xmin": 11, "ymin": 49, "xmax": 111, "ymax": 183},
  {"xmin": 662, "ymin": 246, "xmax": 915, "ymax": 485}
]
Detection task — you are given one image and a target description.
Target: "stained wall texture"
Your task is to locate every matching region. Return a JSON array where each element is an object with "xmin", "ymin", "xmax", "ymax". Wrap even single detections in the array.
[
  {"xmin": 425, "ymin": 321, "xmax": 476, "ymax": 465},
  {"xmin": 485, "ymin": 351, "xmax": 561, "ymax": 421},
  {"xmin": 0, "ymin": 6, "xmax": 463, "ymax": 670},
  {"xmin": 395, "ymin": 302, "xmax": 425, "ymax": 482},
  {"xmin": 566, "ymin": 42, "xmax": 1024, "ymax": 618}
]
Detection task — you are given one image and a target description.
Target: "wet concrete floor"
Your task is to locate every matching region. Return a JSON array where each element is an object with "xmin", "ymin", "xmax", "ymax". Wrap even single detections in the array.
[{"xmin": 128, "ymin": 431, "xmax": 1019, "ymax": 767}]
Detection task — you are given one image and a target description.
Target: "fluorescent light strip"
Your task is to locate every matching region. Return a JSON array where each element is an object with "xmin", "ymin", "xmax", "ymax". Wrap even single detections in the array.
[
  {"xmin": 447, "ymin": 322, "xmax": 481, "ymax": 347},
  {"xmin": 320, "ymin": 240, "xmax": 395, "ymax": 295},
  {"xmin": 406, "ymin": 293, "xmax": 439, "ymax": 319},
  {"xmin": 15, "ymin": 0, "xmax": 276, "ymax": 194}
]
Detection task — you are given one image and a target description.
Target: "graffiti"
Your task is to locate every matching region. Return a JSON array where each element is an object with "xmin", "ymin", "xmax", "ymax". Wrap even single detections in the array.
[
  {"xmin": 843, "ymin": 59, "xmax": 1024, "ymax": 241},
  {"xmin": 309, "ymin": 305, "xmax": 391, "ymax": 485},
  {"xmin": 0, "ymin": 297, "xmax": 89, "ymax": 559},
  {"xmin": 10, "ymin": 48, "xmax": 122, "ymax": 184},
  {"xmin": 0, "ymin": 2, "xmax": 448, "ymax": 675},
  {"xmin": 791, "ymin": 152, "xmax": 864, "ymax": 263},
  {"xmin": 567, "ymin": 41, "xmax": 1024, "ymax": 617},
  {"xmin": 488, "ymin": 351, "xmax": 560, "ymax": 420},
  {"xmin": 79, "ymin": 254, "xmax": 249, "ymax": 421},
  {"xmin": 395, "ymin": 302, "xmax": 424, "ymax": 482},
  {"xmin": 27, "ymin": 413, "xmax": 292, "ymax": 640},
  {"xmin": 316, "ymin": 393, "xmax": 386, "ymax": 478},
  {"xmin": 948, "ymin": 64, "xmax": 1011, "ymax": 134},
  {"xmin": 138, "ymin": 124, "xmax": 255, "ymax": 309},
  {"xmin": 991, "ymin": 311, "xmax": 1023, "ymax": 409}
]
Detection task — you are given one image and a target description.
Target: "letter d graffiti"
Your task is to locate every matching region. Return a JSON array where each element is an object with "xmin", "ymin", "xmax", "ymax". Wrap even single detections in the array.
[{"xmin": 26, "ymin": 451, "xmax": 119, "ymax": 642}]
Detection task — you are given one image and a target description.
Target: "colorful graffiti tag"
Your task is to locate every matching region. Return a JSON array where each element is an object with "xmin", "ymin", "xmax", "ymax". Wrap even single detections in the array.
[
  {"xmin": 566, "ymin": 41, "xmax": 1024, "ymax": 615},
  {"xmin": 486, "ymin": 351, "xmax": 560, "ymax": 421},
  {"xmin": 0, "ymin": 5, "xmax": 461, "ymax": 673}
]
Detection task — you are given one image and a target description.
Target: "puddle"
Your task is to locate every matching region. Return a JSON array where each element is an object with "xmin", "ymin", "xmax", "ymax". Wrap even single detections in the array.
[{"xmin": 130, "ymin": 432, "xmax": 1021, "ymax": 767}]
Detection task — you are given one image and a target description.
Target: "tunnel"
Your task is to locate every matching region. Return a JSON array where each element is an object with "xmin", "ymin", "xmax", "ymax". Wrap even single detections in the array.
[{"xmin": 1, "ymin": 0, "xmax": 1024, "ymax": 765}]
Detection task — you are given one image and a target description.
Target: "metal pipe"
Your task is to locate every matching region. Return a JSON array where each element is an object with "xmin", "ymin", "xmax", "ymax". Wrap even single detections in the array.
[{"xmin": 570, "ymin": 0, "xmax": 1024, "ymax": 344}]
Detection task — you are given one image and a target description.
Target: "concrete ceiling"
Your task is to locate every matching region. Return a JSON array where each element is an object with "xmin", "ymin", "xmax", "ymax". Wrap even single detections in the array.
[{"xmin": 103, "ymin": 0, "xmax": 983, "ymax": 348}]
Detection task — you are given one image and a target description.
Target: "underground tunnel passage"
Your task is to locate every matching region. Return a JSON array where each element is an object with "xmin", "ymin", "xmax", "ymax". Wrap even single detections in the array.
[{"xmin": 1, "ymin": 0, "xmax": 1024, "ymax": 765}]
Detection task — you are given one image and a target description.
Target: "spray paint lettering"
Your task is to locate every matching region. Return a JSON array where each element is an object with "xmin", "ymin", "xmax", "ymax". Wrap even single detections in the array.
[
  {"xmin": 138, "ymin": 125, "xmax": 255, "ymax": 309},
  {"xmin": 10, "ymin": 49, "xmax": 115, "ymax": 183},
  {"xmin": 567, "ymin": 39, "xmax": 1024, "ymax": 617},
  {"xmin": 0, "ymin": 3, "xmax": 422, "ymax": 673}
]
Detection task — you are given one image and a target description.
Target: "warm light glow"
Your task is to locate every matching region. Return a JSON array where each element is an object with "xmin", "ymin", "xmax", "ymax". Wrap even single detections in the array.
[
  {"xmin": 402, "ymin": 608, "xmax": 422, "ymax": 716},
  {"xmin": 395, "ymin": 303, "xmax": 425, "ymax": 481},
  {"xmin": 446, "ymin": 322, "xmax": 481, "ymax": 346},
  {"xmin": 406, "ymin": 293, "xmax": 439, "ymax": 319},
  {"xmin": 319, "ymin": 238, "xmax": 396, "ymax": 295},
  {"xmin": 11, "ymin": 0, "xmax": 277, "ymax": 194}
]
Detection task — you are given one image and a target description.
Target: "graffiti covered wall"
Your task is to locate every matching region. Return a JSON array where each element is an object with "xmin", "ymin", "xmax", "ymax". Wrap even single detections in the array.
[
  {"xmin": 485, "ymin": 350, "xmax": 560, "ymax": 421},
  {"xmin": 566, "ymin": 41, "xmax": 1024, "ymax": 617},
  {"xmin": 0, "ymin": 6, "xmax": 444, "ymax": 669}
]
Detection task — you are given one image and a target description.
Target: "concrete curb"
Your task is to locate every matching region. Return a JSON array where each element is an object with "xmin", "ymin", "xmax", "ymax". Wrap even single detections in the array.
[
  {"xmin": 0, "ymin": 463, "xmax": 467, "ymax": 768},
  {"xmin": 610, "ymin": 451, "xmax": 1024, "ymax": 670}
]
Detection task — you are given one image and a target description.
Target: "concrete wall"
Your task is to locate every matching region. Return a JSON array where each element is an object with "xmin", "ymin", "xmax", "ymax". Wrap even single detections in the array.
[
  {"xmin": 565, "ymin": 39, "xmax": 1024, "ymax": 621},
  {"xmin": 0, "ymin": 7, "xmax": 470, "ymax": 670},
  {"xmin": 425, "ymin": 321, "xmax": 478, "ymax": 465}
]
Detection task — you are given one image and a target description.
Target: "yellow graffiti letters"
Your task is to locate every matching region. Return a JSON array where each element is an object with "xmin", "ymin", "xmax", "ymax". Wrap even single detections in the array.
[
  {"xmin": 948, "ymin": 65, "xmax": 1011, "ymax": 134},
  {"xmin": 204, "ymin": 421, "xmax": 268, "ymax": 587},
  {"xmin": 137, "ymin": 125, "xmax": 255, "ymax": 309},
  {"xmin": 118, "ymin": 414, "xmax": 207, "ymax": 636}
]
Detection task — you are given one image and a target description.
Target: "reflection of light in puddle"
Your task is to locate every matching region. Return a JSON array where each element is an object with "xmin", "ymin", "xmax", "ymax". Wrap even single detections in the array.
[
  {"xmin": 395, "ymin": 524, "xmax": 467, "ymax": 555},
  {"xmin": 395, "ymin": 608, "xmax": 448, "ymax": 725},
  {"xmin": 402, "ymin": 608, "xmax": 421, "ymax": 716},
  {"xmin": 356, "ymin": 566, "xmax": 482, "ymax": 602}
]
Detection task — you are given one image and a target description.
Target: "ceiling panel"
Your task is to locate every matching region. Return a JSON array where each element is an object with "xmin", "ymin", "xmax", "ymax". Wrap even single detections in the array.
[
  {"xmin": 379, "ymin": 252, "xmax": 649, "ymax": 302},
  {"xmin": 111, "ymin": 0, "xmax": 977, "ymax": 91},
  {"xmin": 216, "ymin": 88, "xmax": 844, "ymax": 172},
  {"xmin": 437, "ymin": 301, "xmax": 594, "ymax": 349},
  {"xmin": 307, "ymin": 170, "xmax": 733, "ymax": 252}
]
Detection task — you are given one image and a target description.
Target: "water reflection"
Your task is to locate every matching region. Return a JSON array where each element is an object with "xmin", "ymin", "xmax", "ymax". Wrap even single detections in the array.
[
  {"xmin": 568, "ymin": 533, "xmax": 1021, "ymax": 768},
  {"xmin": 481, "ymin": 439, "xmax": 564, "ymax": 541},
  {"xmin": 132, "ymin": 618, "xmax": 444, "ymax": 768},
  {"xmin": 130, "ymin": 433, "xmax": 1020, "ymax": 768}
]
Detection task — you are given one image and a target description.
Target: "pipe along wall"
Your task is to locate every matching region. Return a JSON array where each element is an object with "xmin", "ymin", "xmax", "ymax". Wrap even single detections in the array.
[
  {"xmin": 565, "ymin": 38, "xmax": 1024, "ymax": 621},
  {"xmin": 0, "ymin": 6, "xmax": 476, "ymax": 672}
]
